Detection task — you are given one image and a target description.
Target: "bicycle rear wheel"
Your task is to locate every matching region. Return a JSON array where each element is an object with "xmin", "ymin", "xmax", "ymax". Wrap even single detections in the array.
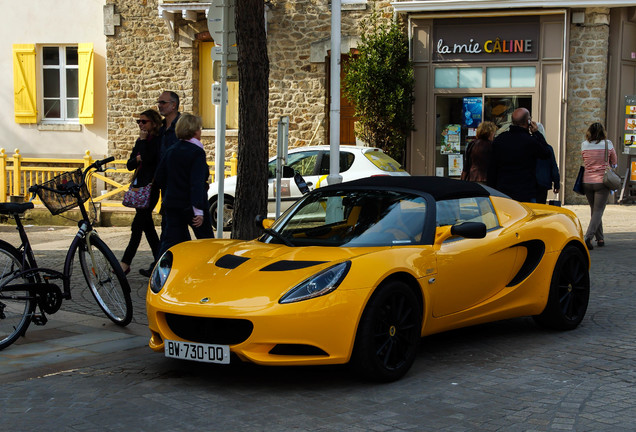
[
  {"xmin": 0, "ymin": 241, "xmax": 35, "ymax": 350},
  {"xmin": 77, "ymin": 235, "xmax": 132, "ymax": 326}
]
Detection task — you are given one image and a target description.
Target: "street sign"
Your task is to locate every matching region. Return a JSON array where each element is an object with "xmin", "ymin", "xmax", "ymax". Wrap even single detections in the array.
[
  {"xmin": 212, "ymin": 83, "xmax": 228, "ymax": 106},
  {"xmin": 207, "ymin": 0, "xmax": 237, "ymax": 61},
  {"xmin": 213, "ymin": 61, "xmax": 238, "ymax": 82}
]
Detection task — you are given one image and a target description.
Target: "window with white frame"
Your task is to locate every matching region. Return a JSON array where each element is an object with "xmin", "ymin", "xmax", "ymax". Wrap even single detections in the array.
[{"xmin": 41, "ymin": 46, "xmax": 79, "ymax": 121}]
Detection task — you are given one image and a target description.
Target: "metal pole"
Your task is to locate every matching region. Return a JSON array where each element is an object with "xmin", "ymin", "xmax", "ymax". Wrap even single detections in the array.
[
  {"xmin": 214, "ymin": 0, "xmax": 230, "ymax": 236},
  {"xmin": 328, "ymin": 0, "xmax": 342, "ymax": 187},
  {"xmin": 275, "ymin": 116, "xmax": 289, "ymax": 219}
]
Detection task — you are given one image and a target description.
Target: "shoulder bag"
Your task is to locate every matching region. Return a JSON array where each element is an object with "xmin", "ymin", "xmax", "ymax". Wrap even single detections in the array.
[
  {"xmin": 122, "ymin": 162, "xmax": 153, "ymax": 209},
  {"xmin": 602, "ymin": 140, "xmax": 621, "ymax": 190}
]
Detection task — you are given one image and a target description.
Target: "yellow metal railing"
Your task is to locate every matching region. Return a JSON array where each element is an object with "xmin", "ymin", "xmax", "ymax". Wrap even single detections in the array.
[{"xmin": 0, "ymin": 148, "xmax": 238, "ymax": 207}]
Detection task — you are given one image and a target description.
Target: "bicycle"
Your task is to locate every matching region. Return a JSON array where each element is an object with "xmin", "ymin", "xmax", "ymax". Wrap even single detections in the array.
[{"xmin": 0, "ymin": 156, "xmax": 132, "ymax": 350}]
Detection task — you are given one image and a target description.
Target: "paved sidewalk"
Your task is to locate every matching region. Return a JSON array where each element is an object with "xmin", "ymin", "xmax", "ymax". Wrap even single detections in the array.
[{"xmin": 1, "ymin": 204, "xmax": 636, "ymax": 431}]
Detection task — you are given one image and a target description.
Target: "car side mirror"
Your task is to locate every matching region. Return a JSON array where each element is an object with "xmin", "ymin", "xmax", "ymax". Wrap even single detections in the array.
[
  {"xmin": 293, "ymin": 172, "xmax": 310, "ymax": 194},
  {"xmin": 255, "ymin": 215, "xmax": 275, "ymax": 229},
  {"xmin": 434, "ymin": 222, "xmax": 487, "ymax": 247},
  {"xmin": 282, "ymin": 166, "xmax": 295, "ymax": 178},
  {"xmin": 451, "ymin": 222, "xmax": 487, "ymax": 239}
]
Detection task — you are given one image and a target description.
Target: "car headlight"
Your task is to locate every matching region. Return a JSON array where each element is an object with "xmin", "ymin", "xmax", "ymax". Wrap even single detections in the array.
[
  {"xmin": 279, "ymin": 261, "xmax": 351, "ymax": 304},
  {"xmin": 150, "ymin": 251, "xmax": 173, "ymax": 294}
]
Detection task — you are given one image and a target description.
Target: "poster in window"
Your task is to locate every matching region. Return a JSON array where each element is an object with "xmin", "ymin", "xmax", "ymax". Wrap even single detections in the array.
[
  {"xmin": 448, "ymin": 154, "xmax": 463, "ymax": 176},
  {"xmin": 462, "ymin": 97, "xmax": 483, "ymax": 127},
  {"xmin": 627, "ymin": 118, "xmax": 636, "ymax": 131},
  {"xmin": 441, "ymin": 124, "xmax": 461, "ymax": 154},
  {"xmin": 625, "ymin": 134, "xmax": 636, "ymax": 146}
]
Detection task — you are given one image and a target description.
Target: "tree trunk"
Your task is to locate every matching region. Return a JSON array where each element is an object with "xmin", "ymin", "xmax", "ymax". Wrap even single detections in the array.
[{"xmin": 232, "ymin": 0, "xmax": 269, "ymax": 240}]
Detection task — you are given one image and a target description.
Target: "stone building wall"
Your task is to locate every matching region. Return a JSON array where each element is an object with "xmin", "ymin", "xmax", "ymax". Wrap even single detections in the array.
[
  {"xmin": 106, "ymin": 0, "xmax": 233, "ymax": 165},
  {"xmin": 106, "ymin": 0, "xmax": 391, "ymax": 165},
  {"xmin": 265, "ymin": 0, "xmax": 382, "ymax": 149},
  {"xmin": 106, "ymin": 0, "xmax": 193, "ymax": 159},
  {"xmin": 565, "ymin": 8, "xmax": 610, "ymax": 204}
]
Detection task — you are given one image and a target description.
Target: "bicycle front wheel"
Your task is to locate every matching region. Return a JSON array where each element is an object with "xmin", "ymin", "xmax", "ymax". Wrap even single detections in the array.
[
  {"xmin": 0, "ymin": 241, "xmax": 35, "ymax": 350},
  {"xmin": 77, "ymin": 235, "xmax": 132, "ymax": 326}
]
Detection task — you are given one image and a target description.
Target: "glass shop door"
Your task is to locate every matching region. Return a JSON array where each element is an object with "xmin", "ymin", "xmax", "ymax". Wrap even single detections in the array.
[{"xmin": 434, "ymin": 94, "xmax": 532, "ymax": 178}]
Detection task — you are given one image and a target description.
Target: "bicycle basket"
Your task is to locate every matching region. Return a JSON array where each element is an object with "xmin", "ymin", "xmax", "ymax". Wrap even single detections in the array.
[{"xmin": 36, "ymin": 169, "xmax": 91, "ymax": 215}]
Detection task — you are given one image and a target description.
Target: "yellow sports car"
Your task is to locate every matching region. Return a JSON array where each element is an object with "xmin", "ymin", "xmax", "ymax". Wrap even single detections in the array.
[{"xmin": 146, "ymin": 176, "xmax": 590, "ymax": 381}]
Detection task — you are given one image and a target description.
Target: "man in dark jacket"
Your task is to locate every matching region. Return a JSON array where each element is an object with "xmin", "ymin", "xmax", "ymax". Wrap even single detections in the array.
[
  {"xmin": 487, "ymin": 108, "xmax": 551, "ymax": 202},
  {"xmin": 157, "ymin": 91, "xmax": 181, "ymax": 158}
]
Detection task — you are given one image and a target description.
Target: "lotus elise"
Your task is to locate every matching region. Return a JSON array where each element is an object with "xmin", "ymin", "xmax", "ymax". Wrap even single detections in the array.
[{"xmin": 146, "ymin": 176, "xmax": 590, "ymax": 381}]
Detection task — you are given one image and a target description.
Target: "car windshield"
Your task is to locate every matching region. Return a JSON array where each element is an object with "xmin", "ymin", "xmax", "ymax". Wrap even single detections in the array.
[{"xmin": 266, "ymin": 189, "xmax": 428, "ymax": 247}]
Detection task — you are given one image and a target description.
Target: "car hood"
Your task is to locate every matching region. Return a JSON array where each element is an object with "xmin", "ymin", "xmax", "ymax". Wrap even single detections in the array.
[{"xmin": 157, "ymin": 239, "xmax": 388, "ymax": 310}]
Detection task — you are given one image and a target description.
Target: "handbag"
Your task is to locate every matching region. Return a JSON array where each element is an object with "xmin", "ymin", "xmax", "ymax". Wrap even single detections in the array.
[
  {"xmin": 602, "ymin": 140, "xmax": 621, "ymax": 190},
  {"xmin": 122, "ymin": 161, "xmax": 152, "ymax": 209},
  {"xmin": 573, "ymin": 166, "xmax": 585, "ymax": 195},
  {"xmin": 122, "ymin": 183, "xmax": 152, "ymax": 209}
]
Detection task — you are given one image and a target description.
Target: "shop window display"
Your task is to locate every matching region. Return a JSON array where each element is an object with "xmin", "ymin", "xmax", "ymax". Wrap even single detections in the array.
[{"xmin": 435, "ymin": 95, "xmax": 531, "ymax": 178}]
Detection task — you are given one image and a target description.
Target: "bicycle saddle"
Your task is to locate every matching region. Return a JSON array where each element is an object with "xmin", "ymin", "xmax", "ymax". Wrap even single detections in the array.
[{"xmin": 0, "ymin": 202, "xmax": 35, "ymax": 215}]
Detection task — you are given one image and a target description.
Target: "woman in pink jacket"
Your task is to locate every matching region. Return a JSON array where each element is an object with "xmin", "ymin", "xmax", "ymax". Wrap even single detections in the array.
[{"xmin": 581, "ymin": 122, "xmax": 617, "ymax": 250}]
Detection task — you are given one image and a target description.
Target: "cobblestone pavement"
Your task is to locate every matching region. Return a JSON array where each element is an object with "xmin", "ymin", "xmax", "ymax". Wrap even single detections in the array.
[{"xmin": 1, "ymin": 205, "xmax": 636, "ymax": 431}]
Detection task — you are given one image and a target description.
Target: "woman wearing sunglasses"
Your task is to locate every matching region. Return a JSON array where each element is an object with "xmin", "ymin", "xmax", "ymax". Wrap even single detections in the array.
[{"xmin": 119, "ymin": 109, "xmax": 162, "ymax": 275}]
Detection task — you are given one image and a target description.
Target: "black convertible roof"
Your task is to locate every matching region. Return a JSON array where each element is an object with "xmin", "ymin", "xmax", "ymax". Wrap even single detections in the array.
[{"xmin": 319, "ymin": 176, "xmax": 495, "ymax": 201}]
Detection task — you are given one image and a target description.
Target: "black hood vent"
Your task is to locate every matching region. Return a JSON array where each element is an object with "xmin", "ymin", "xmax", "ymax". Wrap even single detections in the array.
[
  {"xmin": 260, "ymin": 260, "xmax": 327, "ymax": 272},
  {"xmin": 215, "ymin": 254, "xmax": 250, "ymax": 269}
]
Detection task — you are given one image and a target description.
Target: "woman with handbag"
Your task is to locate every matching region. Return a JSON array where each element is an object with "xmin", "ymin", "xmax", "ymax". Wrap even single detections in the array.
[
  {"xmin": 581, "ymin": 122, "xmax": 618, "ymax": 250},
  {"xmin": 119, "ymin": 109, "xmax": 162, "ymax": 274}
]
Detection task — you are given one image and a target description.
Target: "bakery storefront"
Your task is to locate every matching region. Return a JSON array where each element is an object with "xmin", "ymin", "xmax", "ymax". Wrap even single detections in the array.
[{"xmin": 404, "ymin": 10, "xmax": 566, "ymax": 180}]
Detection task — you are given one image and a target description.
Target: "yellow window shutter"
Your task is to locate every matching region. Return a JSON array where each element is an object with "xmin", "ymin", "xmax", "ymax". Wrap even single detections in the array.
[
  {"xmin": 78, "ymin": 43, "xmax": 94, "ymax": 125},
  {"xmin": 12, "ymin": 44, "xmax": 37, "ymax": 124}
]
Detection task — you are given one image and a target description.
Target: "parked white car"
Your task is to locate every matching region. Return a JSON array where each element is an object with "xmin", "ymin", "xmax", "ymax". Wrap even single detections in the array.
[{"xmin": 208, "ymin": 145, "xmax": 409, "ymax": 230}]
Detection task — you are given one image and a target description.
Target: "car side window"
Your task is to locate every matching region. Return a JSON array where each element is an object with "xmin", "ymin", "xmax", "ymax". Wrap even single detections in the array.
[
  {"xmin": 267, "ymin": 159, "xmax": 277, "ymax": 178},
  {"xmin": 288, "ymin": 151, "xmax": 319, "ymax": 176},
  {"xmin": 318, "ymin": 152, "xmax": 355, "ymax": 175},
  {"xmin": 436, "ymin": 197, "xmax": 499, "ymax": 230}
]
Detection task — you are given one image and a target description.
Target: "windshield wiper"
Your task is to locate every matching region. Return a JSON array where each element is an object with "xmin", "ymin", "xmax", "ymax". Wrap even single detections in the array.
[{"xmin": 264, "ymin": 228, "xmax": 294, "ymax": 247}]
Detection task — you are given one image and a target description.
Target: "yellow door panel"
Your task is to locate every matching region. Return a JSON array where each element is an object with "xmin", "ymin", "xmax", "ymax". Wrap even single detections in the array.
[{"xmin": 432, "ymin": 229, "xmax": 523, "ymax": 317}]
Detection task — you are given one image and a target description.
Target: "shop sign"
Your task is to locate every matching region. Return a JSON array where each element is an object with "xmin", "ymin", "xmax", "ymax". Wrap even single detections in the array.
[{"xmin": 433, "ymin": 17, "xmax": 539, "ymax": 62}]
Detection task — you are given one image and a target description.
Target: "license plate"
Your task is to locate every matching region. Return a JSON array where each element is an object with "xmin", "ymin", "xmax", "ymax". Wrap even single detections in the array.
[{"xmin": 165, "ymin": 340, "xmax": 230, "ymax": 364}]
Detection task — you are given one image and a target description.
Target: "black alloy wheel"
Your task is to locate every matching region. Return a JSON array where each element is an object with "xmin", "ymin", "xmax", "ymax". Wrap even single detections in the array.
[
  {"xmin": 352, "ymin": 280, "xmax": 422, "ymax": 382},
  {"xmin": 534, "ymin": 245, "xmax": 590, "ymax": 330}
]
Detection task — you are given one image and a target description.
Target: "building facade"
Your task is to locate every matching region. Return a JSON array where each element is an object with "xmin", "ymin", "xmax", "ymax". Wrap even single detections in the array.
[
  {"xmin": 394, "ymin": 0, "xmax": 636, "ymax": 204},
  {"xmin": 5, "ymin": 0, "xmax": 108, "ymax": 158},
  {"xmin": 8, "ymin": 1, "xmax": 636, "ymax": 206},
  {"xmin": 104, "ymin": 0, "xmax": 381, "ymax": 162}
]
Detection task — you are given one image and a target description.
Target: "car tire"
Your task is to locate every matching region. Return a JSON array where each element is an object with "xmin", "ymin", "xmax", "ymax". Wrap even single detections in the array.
[
  {"xmin": 533, "ymin": 245, "xmax": 590, "ymax": 331},
  {"xmin": 209, "ymin": 196, "xmax": 234, "ymax": 231},
  {"xmin": 351, "ymin": 280, "xmax": 422, "ymax": 382}
]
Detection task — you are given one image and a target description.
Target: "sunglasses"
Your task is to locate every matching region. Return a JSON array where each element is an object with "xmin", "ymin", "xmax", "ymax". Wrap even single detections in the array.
[
  {"xmin": 157, "ymin": 100, "xmax": 171, "ymax": 105},
  {"xmin": 136, "ymin": 119, "xmax": 149, "ymax": 125}
]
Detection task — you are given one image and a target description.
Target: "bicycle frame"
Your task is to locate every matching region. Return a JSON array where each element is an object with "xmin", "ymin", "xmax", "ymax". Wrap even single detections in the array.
[{"xmin": 0, "ymin": 156, "xmax": 131, "ymax": 349}]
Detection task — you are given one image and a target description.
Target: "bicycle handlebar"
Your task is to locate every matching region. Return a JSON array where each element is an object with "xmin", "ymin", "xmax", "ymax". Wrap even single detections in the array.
[
  {"xmin": 30, "ymin": 156, "xmax": 116, "ymax": 196},
  {"xmin": 89, "ymin": 156, "xmax": 115, "ymax": 173}
]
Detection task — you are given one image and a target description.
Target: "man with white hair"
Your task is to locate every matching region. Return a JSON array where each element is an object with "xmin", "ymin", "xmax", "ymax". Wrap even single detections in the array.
[{"xmin": 487, "ymin": 108, "xmax": 551, "ymax": 202}]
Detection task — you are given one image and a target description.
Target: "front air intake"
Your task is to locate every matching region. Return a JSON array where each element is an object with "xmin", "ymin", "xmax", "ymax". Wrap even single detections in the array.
[{"xmin": 165, "ymin": 314, "xmax": 253, "ymax": 345}]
